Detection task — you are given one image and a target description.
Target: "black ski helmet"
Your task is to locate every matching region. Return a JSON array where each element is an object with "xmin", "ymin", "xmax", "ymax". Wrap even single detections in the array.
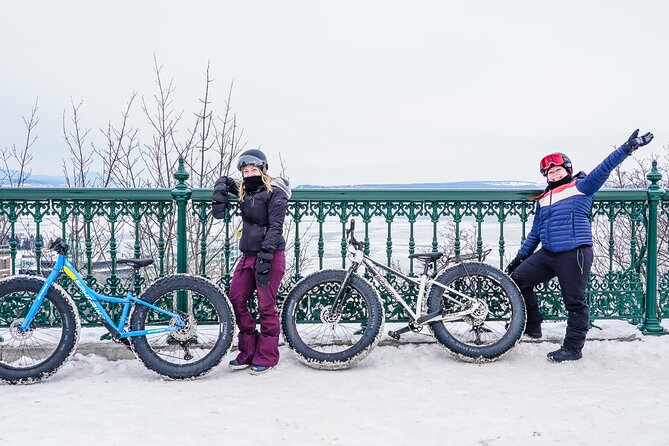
[{"xmin": 236, "ymin": 149, "xmax": 268, "ymax": 172}]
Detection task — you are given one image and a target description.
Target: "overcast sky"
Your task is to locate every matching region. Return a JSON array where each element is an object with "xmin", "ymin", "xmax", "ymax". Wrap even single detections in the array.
[{"xmin": 1, "ymin": 1, "xmax": 668, "ymax": 186}]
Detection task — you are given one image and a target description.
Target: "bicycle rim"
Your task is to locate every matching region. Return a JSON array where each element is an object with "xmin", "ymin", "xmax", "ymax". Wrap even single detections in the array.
[
  {"xmin": 290, "ymin": 278, "xmax": 375, "ymax": 356},
  {"xmin": 130, "ymin": 275, "xmax": 233, "ymax": 379},
  {"xmin": 136, "ymin": 293, "xmax": 224, "ymax": 366},
  {"xmin": 428, "ymin": 262, "xmax": 524, "ymax": 358},
  {"xmin": 0, "ymin": 307, "xmax": 65, "ymax": 370}
]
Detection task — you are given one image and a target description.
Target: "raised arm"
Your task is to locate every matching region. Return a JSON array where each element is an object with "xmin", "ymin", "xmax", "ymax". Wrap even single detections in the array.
[{"xmin": 578, "ymin": 129, "xmax": 654, "ymax": 195}]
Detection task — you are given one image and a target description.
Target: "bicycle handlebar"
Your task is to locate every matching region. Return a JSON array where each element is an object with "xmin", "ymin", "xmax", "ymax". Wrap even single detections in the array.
[
  {"xmin": 347, "ymin": 219, "xmax": 364, "ymax": 251},
  {"xmin": 49, "ymin": 238, "xmax": 69, "ymax": 255}
]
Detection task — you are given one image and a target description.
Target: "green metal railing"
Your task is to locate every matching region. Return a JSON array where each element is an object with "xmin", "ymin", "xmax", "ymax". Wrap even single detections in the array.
[{"xmin": 0, "ymin": 158, "xmax": 667, "ymax": 334}]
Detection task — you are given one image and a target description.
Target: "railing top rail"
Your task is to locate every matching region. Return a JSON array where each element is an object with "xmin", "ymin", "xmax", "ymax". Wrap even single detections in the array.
[
  {"xmin": 0, "ymin": 188, "xmax": 174, "ymax": 201},
  {"xmin": 0, "ymin": 186, "xmax": 657, "ymax": 202},
  {"xmin": 190, "ymin": 187, "xmax": 655, "ymax": 202}
]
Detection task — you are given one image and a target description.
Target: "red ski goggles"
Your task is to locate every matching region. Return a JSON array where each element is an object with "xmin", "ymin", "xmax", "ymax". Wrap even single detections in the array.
[{"xmin": 539, "ymin": 153, "xmax": 570, "ymax": 176}]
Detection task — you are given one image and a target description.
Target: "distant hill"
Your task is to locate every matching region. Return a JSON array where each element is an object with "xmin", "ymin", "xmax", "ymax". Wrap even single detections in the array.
[
  {"xmin": 22, "ymin": 174, "xmax": 67, "ymax": 187},
  {"xmin": 4, "ymin": 172, "xmax": 100, "ymax": 187},
  {"xmin": 8, "ymin": 174, "xmax": 543, "ymax": 190},
  {"xmin": 295, "ymin": 180, "xmax": 543, "ymax": 189}
]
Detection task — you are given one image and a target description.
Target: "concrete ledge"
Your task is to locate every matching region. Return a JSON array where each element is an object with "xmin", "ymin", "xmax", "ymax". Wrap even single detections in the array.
[
  {"xmin": 75, "ymin": 343, "xmax": 137, "ymax": 361},
  {"xmin": 69, "ymin": 333, "xmax": 643, "ymax": 362},
  {"xmin": 38, "ymin": 320, "xmax": 643, "ymax": 361}
]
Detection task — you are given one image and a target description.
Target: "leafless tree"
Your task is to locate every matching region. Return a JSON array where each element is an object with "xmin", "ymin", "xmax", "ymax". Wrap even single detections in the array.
[
  {"xmin": 46, "ymin": 56, "xmax": 244, "ymax": 281},
  {"xmin": 0, "ymin": 98, "xmax": 39, "ymax": 246},
  {"xmin": 276, "ymin": 152, "xmax": 313, "ymax": 282},
  {"xmin": 1, "ymin": 98, "xmax": 38, "ymax": 188},
  {"xmin": 95, "ymin": 93, "xmax": 143, "ymax": 188},
  {"xmin": 62, "ymin": 98, "xmax": 93, "ymax": 188},
  {"xmin": 439, "ymin": 220, "xmax": 479, "ymax": 260},
  {"xmin": 591, "ymin": 148, "xmax": 669, "ymax": 278}
]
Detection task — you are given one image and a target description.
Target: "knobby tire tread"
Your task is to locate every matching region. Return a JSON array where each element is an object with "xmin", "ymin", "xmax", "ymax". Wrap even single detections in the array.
[
  {"xmin": 129, "ymin": 274, "xmax": 234, "ymax": 380},
  {"xmin": 0, "ymin": 276, "xmax": 80, "ymax": 385},
  {"xmin": 281, "ymin": 269, "xmax": 384, "ymax": 370},
  {"xmin": 427, "ymin": 263, "xmax": 525, "ymax": 361}
]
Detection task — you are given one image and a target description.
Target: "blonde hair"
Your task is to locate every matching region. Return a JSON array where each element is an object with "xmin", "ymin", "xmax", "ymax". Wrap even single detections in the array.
[{"xmin": 238, "ymin": 171, "xmax": 273, "ymax": 202}]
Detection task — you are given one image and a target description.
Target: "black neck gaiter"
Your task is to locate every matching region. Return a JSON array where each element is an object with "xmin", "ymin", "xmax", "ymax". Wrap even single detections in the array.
[
  {"xmin": 547, "ymin": 174, "xmax": 573, "ymax": 190},
  {"xmin": 243, "ymin": 176, "xmax": 265, "ymax": 193}
]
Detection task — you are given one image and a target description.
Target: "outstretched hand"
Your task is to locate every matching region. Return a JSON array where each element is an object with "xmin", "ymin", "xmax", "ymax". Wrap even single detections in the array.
[{"xmin": 626, "ymin": 129, "xmax": 654, "ymax": 153}]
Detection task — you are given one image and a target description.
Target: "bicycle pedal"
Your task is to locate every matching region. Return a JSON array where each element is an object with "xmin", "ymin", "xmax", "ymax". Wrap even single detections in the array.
[{"xmin": 388, "ymin": 330, "xmax": 401, "ymax": 340}]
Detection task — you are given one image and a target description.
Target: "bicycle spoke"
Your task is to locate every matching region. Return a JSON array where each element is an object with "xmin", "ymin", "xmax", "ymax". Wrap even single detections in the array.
[
  {"xmin": 429, "ymin": 263, "xmax": 523, "ymax": 355},
  {"xmin": 291, "ymin": 289, "xmax": 370, "ymax": 354},
  {"xmin": 130, "ymin": 276, "xmax": 234, "ymax": 379},
  {"xmin": 282, "ymin": 268, "xmax": 383, "ymax": 369},
  {"xmin": 0, "ymin": 308, "xmax": 64, "ymax": 369}
]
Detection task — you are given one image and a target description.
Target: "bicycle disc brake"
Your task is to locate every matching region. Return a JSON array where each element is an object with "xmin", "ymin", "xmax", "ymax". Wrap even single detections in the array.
[
  {"xmin": 168, "ymin": 313, "xmax": 197, "ymax": 361},
  {"xmin": 462, "ymin": 299, "xmax": 489, "ymax": 326},
  {"xmin": 320, "ymin": 306, "xmax": 342, "ymax": 325},
  {"xmin": 462, "ymin": 300, "xmax": 492, "ymax": 343},
  {"xmin": 169, "ymin": 313, "xmax": 197, "ymax": 342},
  {"xmin": 9, "ymin": 319, "xmax": 33, "ymax": 341}
]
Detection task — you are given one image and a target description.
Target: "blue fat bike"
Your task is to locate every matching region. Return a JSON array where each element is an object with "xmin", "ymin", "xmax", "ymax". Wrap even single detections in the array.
[{"xmin": 0, "ymin": 238, "xmax": 234, "ymax": 384}]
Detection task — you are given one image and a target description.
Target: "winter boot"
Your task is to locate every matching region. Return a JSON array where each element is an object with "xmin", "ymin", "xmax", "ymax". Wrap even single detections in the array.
[
  {"xmin": 524, "ymin": 324, "xmax": 542, "ymax": 339},
  {"xmin": 547, "ymin": 346, "xmax": 582, "ymax": 363},
  {"xmin": 250, "ymin": 364, "xmax": 272, "ymax": 375},
  {"xmin": 229, "ymin": 359, "xmax": 251, "ymax": 370}
]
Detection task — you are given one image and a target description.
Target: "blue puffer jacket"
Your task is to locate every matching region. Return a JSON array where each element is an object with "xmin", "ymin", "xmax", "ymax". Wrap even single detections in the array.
[{"xmin": 517, "ymin": 144, "xmax": 631, "ymax": 258}]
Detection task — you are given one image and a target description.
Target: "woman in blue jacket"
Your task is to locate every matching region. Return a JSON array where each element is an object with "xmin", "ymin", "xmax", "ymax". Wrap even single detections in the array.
[
  {"xmin": 506, "ymin": 129, "xmax": 653, "ymax": 363},
  {"xmin": 212, "ymin": 149, "xmax": 291, "ymax": 374}
]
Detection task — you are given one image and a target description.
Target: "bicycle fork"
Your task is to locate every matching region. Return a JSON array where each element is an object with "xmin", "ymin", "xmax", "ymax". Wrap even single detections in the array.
[{"xmin": 330, "ymin": 264, "xmax": 360, "ymax": 316}]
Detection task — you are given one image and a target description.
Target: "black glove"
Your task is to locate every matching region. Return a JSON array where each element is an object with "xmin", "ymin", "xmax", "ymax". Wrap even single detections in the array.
[
  {"xmin": 505, "ymin": 255, "xmax": 524, "ymax": 275},
  {"xmin": 624, "ymin": 129, "xmax": 654, "ymax": 153},
  {"xmin": 212, "ymin": 176, "xmax": 235, "ymax": 219},
  {"xmin": 212, "ymin": 176, "xmax": 235, "ymax": 202},
  {"xmin": 255, "ymin": 251, "xmax": 273, "ymax": 288}
]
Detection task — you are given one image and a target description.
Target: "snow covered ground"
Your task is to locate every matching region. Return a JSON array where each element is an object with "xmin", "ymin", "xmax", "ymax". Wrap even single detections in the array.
[{"xmin": 2, "ymin": 320, "xmax": 668, "ymax": 446}]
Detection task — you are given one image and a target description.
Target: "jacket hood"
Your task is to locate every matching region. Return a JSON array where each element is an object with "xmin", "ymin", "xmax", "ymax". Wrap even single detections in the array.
[{"xmin": 272, "ymin": 177, "xmax": 292, "ymax": 199}]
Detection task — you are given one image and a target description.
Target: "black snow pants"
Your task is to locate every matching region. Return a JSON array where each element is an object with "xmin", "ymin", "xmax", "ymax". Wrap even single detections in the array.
[{"xmin": 510, "ymin": 246, "xmax": 594, "ymax": 352}]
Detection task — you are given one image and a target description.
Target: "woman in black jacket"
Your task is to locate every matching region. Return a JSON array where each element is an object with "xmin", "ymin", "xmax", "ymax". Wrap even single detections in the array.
[{"xmin": 212, "ymin": 149, "xmax": 291, "ymax": 375}]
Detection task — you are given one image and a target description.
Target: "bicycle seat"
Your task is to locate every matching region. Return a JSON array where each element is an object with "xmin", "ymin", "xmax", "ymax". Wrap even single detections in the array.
[
  {"xmin": 117, "ymin": 259, "xmax": 154, "ymax": 269},
  {"xmin": 408, "ymin": 252, "xmax": 443, "ymax": 261}
]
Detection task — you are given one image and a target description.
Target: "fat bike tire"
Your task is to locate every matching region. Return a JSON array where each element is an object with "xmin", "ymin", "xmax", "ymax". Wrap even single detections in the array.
[
  {"xmin": 281, "ymin": 269, "xmax": 384, "ymax": 370},
  {"xmin": 427, "ymin": 262, "xmax": 525, "ymax": 362},
  {"xmin": 0, "ymin": 275, "xmax": 80, "ymax": 385},
  {"xmin": 130, "ymin": 274, "xmax": 234, "ymax": 380}
]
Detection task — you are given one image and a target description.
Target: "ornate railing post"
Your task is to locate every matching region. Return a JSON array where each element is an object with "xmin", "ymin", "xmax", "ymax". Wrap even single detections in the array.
[
  {"xmin": 8, "ymin": 203, "xmax": 18, "ymax": 275},
  {"xmin": 171, "ymin": 157, "xmax": 192, "ymax": 312},
  {"xmin": 172, "ymin": 157, "xmax": 192, "ymax": 274},
  {"xmin": 639, "ymin": 160, "xmax": 667, "ymax": 335}
]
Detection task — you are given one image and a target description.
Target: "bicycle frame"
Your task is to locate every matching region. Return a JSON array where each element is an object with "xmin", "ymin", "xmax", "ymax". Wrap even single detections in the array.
[
  {"xmin": 20, "ymin": 254, "xmax": 185, "ymax": 338},
  {"xmin": 346, "ymin": 244, "xmax": 483, "ymax": 325}
]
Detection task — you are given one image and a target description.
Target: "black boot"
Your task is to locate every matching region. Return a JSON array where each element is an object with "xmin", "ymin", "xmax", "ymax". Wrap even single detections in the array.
[
  {"xmin": 547, "ymin": 346, "xmax": 582, "ymax": 363},
  {"xmin": 524, "ymin": 324, "xmax": 542, "ymax": 339}
]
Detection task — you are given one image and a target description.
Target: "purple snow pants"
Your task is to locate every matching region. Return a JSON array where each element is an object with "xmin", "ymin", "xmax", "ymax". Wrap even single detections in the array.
[{"xmin": 229, "ymin": 251, "xmax": 286, "ymax": 367}]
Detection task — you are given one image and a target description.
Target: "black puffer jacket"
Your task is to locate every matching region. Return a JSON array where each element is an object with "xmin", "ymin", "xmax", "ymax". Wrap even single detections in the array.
[{"xmin": 212, "ymin": 176, "xmax": 291, "ymax": 254}]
